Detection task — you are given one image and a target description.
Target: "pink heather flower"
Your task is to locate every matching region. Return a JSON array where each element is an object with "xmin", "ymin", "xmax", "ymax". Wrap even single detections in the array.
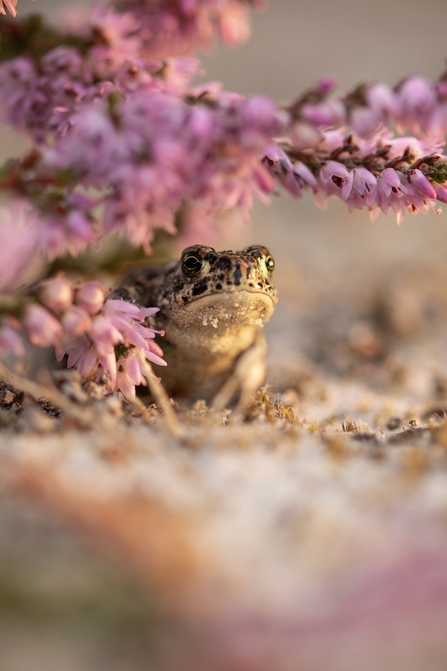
[
  {"xmin": 293, "ymin": 162, "xmax": 318, "ymax": 189},
  {"xmin": 162, "ymin": 57, "xmax": 202, "ymax": 90},
  {"xmin": 0, "ymin": 201, "xmax": 40, "ymax": 293},
  {"xmin": 218, "ymin": 3, "xmax": 251, "ymax": 44},
  {"xmin": 42, "ymin": 87, "xmax": 282, "ymax": 244},
  {"xmin": 89, "ymin": 315, "xmax": 124, "ymax": 355},
  {"xmin": 264, "ymin": 143, "xmax": 317, "ymax": 199},
  {"xmin": 241, "ymin": 95, "xmax": 280, "ymax": 137},
  {"xmin": 57, "ymin": 335, "xmax": 98, "ymax": 374},
  {"xmin": 365, "ymin": 83, "xmax": 397, "ymax": 116},
  {"xmin": 398, "ymin": 77, "xmax": 436, "ymax": 119},
  {"xmin": 350, "ymin": 107, "xmax": 382, "ymax": 138},
  {"xmin": 102, "ymin": 300, "xmax": 166, "ymax": 366},
  {"xmin": 61, "ymin": 306, "xmax": 92, "ymax": 336},
  {"xmin": 290, "ymin": 121, "xmax": 322, "ymax": 150},
  {"xmin": 278, "ymin": 170, "xmax": 302, "ymax": 198},
  {"xmin": 316, "ymin": 76, "xmax": 337, "ymax": 95},
  {"xmin": 189, "ymin": 106, "xmax": 215, "ymax": 141},
  {"xmin": 66, "ymin": 211, "xmax": 98, "ymax": 248},
  {"xmin": 381, "ymin": 167, "xmax": 401, "ymax": 190},
  {"xmin": 74, "ymin": 282, "xmax": 105, "ymax": 315},
  {"xmin": 89, "ymin": 5, "xmax": 140, "ymax": 63},
  {"xmin": 116, "ymin": 350, "xmax": 144, "ymax": 401},
  {"xmin": 39, "ymin": 276, "xmax": 74, "ymax": 314},
  {"xmin": 0, "ymin": 325, "xmax": 24, "ymax": 357},
  {"xmin": 268, "ymin": 109, "xmax": 447, "ymax": 223},
  {"xmin": 353, "ymin": 166, "xmax": 377, "ymax": 197},
  {"xmin": 385, "ymin": 135, "xmax": 441, "ymax": 161},
  {"xmin": 57, "ymin": 297, "xmax": 166, "ymax": 397},
  {"xmin": 35, "ymin": 211, "xmax": 98, "ymax": 261},
  {"xmin": 408, "ymin": 169, "xmax": 437, "ymax": 199},
  {"xmin": 317, "ymin": 129, "xmax": 346, "ymax": 152},
  {"xmin": 23, "ymin": 304, "xmax": 63, "ymax": 348},
  {"xmin": 0, "ymin": 0, "xmax": 17, "ymax": 18},
  {"xmin": 320, "ymin": 161, "xmax": 350, "ymax": 197},
  {"xmin": 301, "ymin": 99, "xmax": 345, "ymax": 128}
]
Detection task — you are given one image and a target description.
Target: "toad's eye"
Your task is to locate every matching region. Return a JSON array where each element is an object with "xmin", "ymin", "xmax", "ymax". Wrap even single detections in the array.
[
  {"xmin": 265, "ymin": 256, "xmax": 275, "ymax": 273},
  {"xmin": 182, "ymin": 254, "xmax": 203, "ymax": 276}
]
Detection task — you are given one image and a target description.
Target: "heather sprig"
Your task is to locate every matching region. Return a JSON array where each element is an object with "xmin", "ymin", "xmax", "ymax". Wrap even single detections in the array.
[
  {"xmin": 264, "ymin": 131, "xmax": 447, "ymax": 223},
  {"xmin": 287, "ymin": 73, "xmax": 447, "ymax": 142},
  {"xmin": 0, "ymin": 273, "xmax": 166, "ymax": 401},
  {"xmin": 0, "ymin": 89, "xmax": 281, "ymax": 252}
]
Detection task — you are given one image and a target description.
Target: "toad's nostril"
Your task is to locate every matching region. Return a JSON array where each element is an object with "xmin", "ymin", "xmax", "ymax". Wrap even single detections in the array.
[{"xmin": 215, "ymin": 255, "xmax": 232, "ymax": 271}]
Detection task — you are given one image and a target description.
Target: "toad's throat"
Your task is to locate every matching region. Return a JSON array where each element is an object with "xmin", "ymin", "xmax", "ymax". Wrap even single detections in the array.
[{"xmin": 175, "ymin": 289, "xmax": 277, "ymax": 328}]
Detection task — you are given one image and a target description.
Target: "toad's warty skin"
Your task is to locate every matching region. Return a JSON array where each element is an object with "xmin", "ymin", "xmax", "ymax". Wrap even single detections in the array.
[{"xmin": 108, "ymin": 245, "xmax": 278, "ymax": 407}]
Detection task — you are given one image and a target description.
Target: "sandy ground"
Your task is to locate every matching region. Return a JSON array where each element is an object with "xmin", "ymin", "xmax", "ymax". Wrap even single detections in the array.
[{"xmin": 2, "ymin": 1, "xmax": 447, "ymax": 669}]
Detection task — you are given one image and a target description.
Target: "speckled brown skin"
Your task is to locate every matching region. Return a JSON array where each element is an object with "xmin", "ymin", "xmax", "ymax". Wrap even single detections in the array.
[{"xmin": 109, "ymin": 245, "xmax": 278, "ymax": 405}]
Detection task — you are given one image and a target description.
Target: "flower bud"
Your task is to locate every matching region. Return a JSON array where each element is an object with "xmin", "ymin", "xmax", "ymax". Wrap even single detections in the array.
[
  {"xmin": 67, "ymin": 210, "xmax": 96, "ymax": 244},
  {"xmin": 399, "ymin": 77, "xmax": 435, "ymax": 115},
  {"xmin": 39, "ymin": 276, "xmax": 73, "ymax": 313},
  {"xmin": 23, "ymin": 304, "xmax": 63, "ymax": 347},
  {"xmin": 61, "ymin": 305, "xmax": 92, "ymax": 335},
  {"xmin": 0, "ymin": 325, "xmax": 24, "ymax": 357},
  {"xmin": 366, "ymin": 83, "xmax": 396, "ymax": 115},
  {"xmin": 75, "ymin": 281, "xmax": 105, "ymax": 315},
  {"xmin": 409, "ymin": 169, "xmax": 437, "ymax": 199}
]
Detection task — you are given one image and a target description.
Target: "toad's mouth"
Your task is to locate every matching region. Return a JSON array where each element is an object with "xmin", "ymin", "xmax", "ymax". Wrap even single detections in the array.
[
  {"xmin": 184, "ymin": 287, "xmax": 277, "ymax": 305},
  {"xmin": 180, "ymin": 288, "xmax": 277, "ymax": 324}
]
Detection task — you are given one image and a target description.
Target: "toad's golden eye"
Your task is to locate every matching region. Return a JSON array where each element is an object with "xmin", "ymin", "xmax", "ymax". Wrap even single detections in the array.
[
  {"xmin": 265, "ymin": 256, "xmax": 275, "ymax": 273},
  {"xmin": 181, "ymin": 254, "xmax": 203, "ymax": 276}
]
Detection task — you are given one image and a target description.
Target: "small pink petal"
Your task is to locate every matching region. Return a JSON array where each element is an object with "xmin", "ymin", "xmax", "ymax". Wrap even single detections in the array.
[
  {"xmin": 136, "ymin": 307, "xmax": 160, "ymax": 318},
  {"xmin": 101, "ymin": 350, "xmax": 117, "ymax": 387},
  {"xmin": 105, "ymin": 299, "xmax": 141, "ymax": 315},
  {"xmin": 123, "ymin": 352, "xmax": 141, "ymax": 385},
  {"xmin": 117, "ymin": 370, "xmax": 136, "ymax": 402},
  {"xmin": 341, "ymin": 171, "xmax": 354, "ymax": 200},
  {"xmin": 323, "ymin": 160, "xmax": 349, "ymax": 179},
  {"xmin": 409, "ymin": 169, "xmax": 437, "ymax": 199},
  {"xmin": 144, "ymin": 349, "xmax": 167, "ymax": 367},
  {"xmin": 75, "ymin": 281, "xmax": 105, "ymax": 315},
  {"xmin": 77, "ymin": 345, "xmax": 98, "ymax": 375},
  {"xmin": 293, "ymin": 161, "xmax": 318, "ymax": 188},
  {"xmin": 61, "ymin": 306, "xmax": 92, "ymax": 335},
  {"xmin": 381, "ymin": 168, "xmax": 401, "ymax": 189},
  {"xmin": 355, "ymin": 167, "xmax": 377, "ymax": 185}
]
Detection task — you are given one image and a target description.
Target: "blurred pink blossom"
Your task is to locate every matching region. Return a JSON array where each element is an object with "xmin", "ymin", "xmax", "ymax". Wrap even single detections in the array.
[
  {"xmin": 0, "ymin": 0, "xmax": 17, "ymax": 18},
  {"xmin": 74, "ymin": 282, "xmax": 105, "ymax": 316},
  {"xmin": 39, "ymin": 276, "xmax": 74, "ymax": 314},
  {"xmin": 23, "ymin": 304, "xmax": 64, "ymax": 347},
  {"xmin": 56, "ymin": 295, "xmax": 166, "ymax": 399},
  {"xmin": 0, "ymin": 324, "xmax": 24, "ymax": 357},
  {"xmin": 0, "ymin": 201, "xmax": 40, "ymax": 293},
  {"xmin": 61, "ymin": 305, "xmax": 92, "ymax": 336}
]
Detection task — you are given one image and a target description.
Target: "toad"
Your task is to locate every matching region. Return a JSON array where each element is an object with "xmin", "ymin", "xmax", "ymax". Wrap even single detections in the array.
[{"xmin": 109, "ymin": 245, "xmax": 278, "ymax": 407}]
